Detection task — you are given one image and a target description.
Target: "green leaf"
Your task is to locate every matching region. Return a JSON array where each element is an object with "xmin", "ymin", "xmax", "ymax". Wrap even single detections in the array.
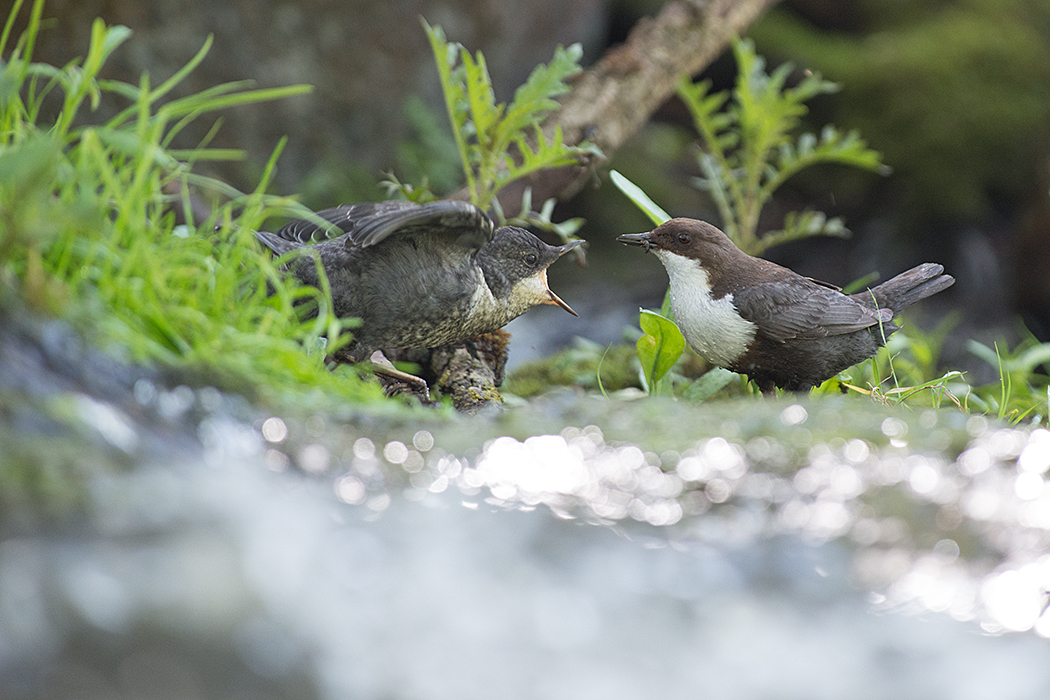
[
  {"xmin": 692, "ymin": 154, "xmax": 736, "ymax": 239},
  {"xmin": 422, "ymin": 19, "xmax": 475, "ymax": 198},
  {"xmin": 683, "ymin": 367, "xmax": 739, "ymax": 402},
  {"xmin": 461, "ymin": 48, "xmax": 502, "ymax": 148},
  {"xmin": 84, "ymin": 20, "xmax": 131, "ymax": 79},
  {"xmin": 502, "ymin": 188, "xmax": 585, "ymax": 247},
  {"xmin": 497, "ymin": 126, "xmax": 580, "ymax": 192},
  {"xmin": 636, "ymin": 309, "xmax": 685, "ymax": 394},
  {"xmin": 1013, "ymin": 344, "xmax": 1050, "ymax": 375},
  {"xmin": 754, "ymin": 210, "xmax": 850, "ymax": 255},
  {"xmin": 610, "ymin": 170, "xmax": 670, "ymax": 226},
  {"xmin": 159, "ymin": 83, "xmax": 313, "ymax": 120},
  {"xmin": 968, "ymin": 340, "xmax": 1000, "ymax": 368},
  {"xmin": 502, "ymin": 43, "xmax": 581, "ymax": 136}
]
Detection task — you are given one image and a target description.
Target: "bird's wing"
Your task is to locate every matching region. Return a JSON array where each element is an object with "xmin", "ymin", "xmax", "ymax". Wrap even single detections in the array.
[
  {"xmin": 734, "ymin": 280, "xmax": 892, "ymax": 342},
  {"xmin": 254, "ymin": 229, "xmax": 299, "ymax": 255},
  {"xmin": 274, "ymin": 201, "xmax": 417, "ymax": 243},
  {"xmin": 275, "ymin": 200, "xmax": 494, "ymax": 252},
  {"xmin": 346, "ymin": 199, "xmax": 494, "ymax": 250}
]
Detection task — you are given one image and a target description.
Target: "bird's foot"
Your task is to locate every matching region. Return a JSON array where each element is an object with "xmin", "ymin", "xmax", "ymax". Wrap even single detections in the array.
[{"xmin": 369, "ymin": 351, "xmax": 433, "ymax": 404}]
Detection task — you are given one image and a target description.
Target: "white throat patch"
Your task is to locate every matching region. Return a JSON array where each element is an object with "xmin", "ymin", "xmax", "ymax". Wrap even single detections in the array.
[{"xmin": 654, "ymin": 250, "xmax": 757, "ymax": 367}]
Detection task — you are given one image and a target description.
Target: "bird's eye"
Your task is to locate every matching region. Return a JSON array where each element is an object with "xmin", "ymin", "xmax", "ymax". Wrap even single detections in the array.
[
  {"xmin": 525, "ymin": 253, "xmax": 538, "ymax": 265},
  {"xmin": 677, "ymin": 233, "xmax": 691, "ymax": 245}
]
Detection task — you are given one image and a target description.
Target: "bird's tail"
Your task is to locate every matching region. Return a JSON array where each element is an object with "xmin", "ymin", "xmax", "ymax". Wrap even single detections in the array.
[{"xmin": 857, "ymin": 263, "xmax": 955, "ymax": 314}]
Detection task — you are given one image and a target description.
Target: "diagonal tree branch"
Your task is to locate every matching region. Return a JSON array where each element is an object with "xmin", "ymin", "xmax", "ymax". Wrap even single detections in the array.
[{"xmin": 495, "ymin": 0, "xmax": 781, "ymax": 209}]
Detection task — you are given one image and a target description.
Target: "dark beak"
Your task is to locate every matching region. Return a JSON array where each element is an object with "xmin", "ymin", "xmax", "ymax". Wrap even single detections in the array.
[
  {"xmin": 555, "ymin": 239, "xmax": 584, "ymax": 256},
  {"xmin": 616, "ymin": 232, "xmax": 652, "ymax": 252}
]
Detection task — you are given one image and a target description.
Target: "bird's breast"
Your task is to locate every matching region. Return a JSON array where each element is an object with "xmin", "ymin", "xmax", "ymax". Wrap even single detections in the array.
[{"xmin": 656, "ymin": 252, "xmax": 758, "ymax": 367}]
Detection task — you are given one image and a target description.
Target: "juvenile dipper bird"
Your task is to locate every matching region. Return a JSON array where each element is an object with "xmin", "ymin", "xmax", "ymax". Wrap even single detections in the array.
[
  {"xmin": 255, "ymin": 200, "xmax": 579, "ymax": 361},
  {"xmin": 618, "ymin": 218, "xmax": 955, "ymax": 392}
]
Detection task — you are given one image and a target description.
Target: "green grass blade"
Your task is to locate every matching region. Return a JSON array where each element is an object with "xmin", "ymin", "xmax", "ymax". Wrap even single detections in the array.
[
  {"xmin": 610, "ymin": 170, "xmax": 670, "ymax": 226},
  {"xmin": 0, "ymin": 0, "xmax": 28, "ymax": 59}
]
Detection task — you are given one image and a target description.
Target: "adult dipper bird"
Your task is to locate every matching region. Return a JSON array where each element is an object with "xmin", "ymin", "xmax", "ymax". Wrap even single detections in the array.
[
  {"xmin": 618, "ymin": 218, "xmax": 955, "ymax": 392},
  {"xmin": 255, "ymin": 200, "xmax": 580, "ymax": 361}
]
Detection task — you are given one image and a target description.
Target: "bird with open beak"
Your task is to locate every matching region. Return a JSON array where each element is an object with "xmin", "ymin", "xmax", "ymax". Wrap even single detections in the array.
[{"xmin": 255, "ymin": 200, "xmax": 580, "ymax": 364}]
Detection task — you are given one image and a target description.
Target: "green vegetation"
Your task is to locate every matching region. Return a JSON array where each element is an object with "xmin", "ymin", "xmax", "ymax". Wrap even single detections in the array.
[
  {"xmin": 636, "ymin": 310, "xmax": 685, "ymax": 396},
  {"xmin": 0, "ymin": 0, "xmax": 382, "ymax": 407},
  {"xmin": 678, "ymin": 37, "xmax": 885, "ymax": 256},
  {"xmin": 503, "ymin": 339, "xmax": 641, "ymax": 398},
  {"xmin": 423, "ymin": 19, "xmax": 587, "ymax": 213},
  {"xmin": 750, "ymin": 0, "xmax": 1050, "ymax": 225},
  {"xmin": 810, "ymin": 320, "xmax": 1050, "ymax": 425},
  {"xmin": 389, "ymin": 20, "xmax": 595, "ymax": 243}
]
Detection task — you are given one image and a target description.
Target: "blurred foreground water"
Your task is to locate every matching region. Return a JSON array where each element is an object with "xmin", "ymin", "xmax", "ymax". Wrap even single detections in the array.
[{"xmin": 2, "ymin": 313, "xmax": 1050, "ymax": 699}]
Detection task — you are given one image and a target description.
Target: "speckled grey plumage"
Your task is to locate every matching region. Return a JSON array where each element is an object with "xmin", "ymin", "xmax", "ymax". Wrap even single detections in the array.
[{"xmin": 255, "ymin": 200, "xmax": 579, "ymax": 359}]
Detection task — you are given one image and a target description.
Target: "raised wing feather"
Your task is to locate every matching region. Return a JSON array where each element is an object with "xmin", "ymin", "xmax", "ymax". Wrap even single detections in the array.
[
  {"xmin": 348, "ymin": 200, "xmax": 493, "ymax": 249},
  {"xmin": 271, "ymin": 200, "xmax": 494, "ymax": 253},
  {"xmin": 274, "ymin": 201, "xmax": 417, "ymax": 243}
]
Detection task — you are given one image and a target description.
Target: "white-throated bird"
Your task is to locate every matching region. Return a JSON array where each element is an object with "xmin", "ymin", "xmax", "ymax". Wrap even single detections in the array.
[{"xmin": 618, "ymin": 218, "xmax": 954, "ymax": 393}]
